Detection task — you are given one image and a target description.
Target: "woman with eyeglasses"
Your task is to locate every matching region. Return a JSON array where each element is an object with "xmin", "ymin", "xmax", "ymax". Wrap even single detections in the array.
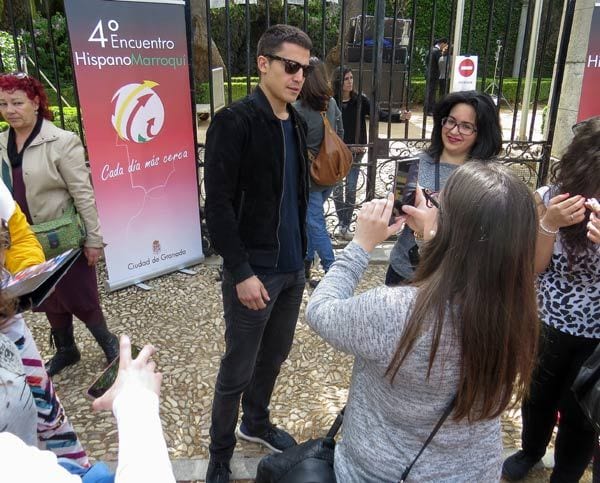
[
  {"xmin": 0, "ymin": 73, "xmax": 118, "ymax": 376},
  {"xmin": 293, "ymin": 58, "xmax": 344, "ymax": 287},
  {"xmin": 306, "ymin": 162, "xmax": 540, "ymax": 481},
  {"xmin": 386, "ymin": 90, "xmax": 502, "ymax": 286},
  {"xmin": 502, "ymin": 116, "xmax": 600, "ymax": 482}
]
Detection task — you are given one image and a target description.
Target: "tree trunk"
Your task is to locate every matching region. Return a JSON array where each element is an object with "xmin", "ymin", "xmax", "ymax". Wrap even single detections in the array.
[{"xmin": 190, "ymin": 0, "xmax": 226, "ymax": 83}]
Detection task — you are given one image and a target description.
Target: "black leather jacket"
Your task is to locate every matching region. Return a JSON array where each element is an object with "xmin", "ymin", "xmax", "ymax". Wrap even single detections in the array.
[{"xmin": 204, "ymin": 86, "xmax": 309, "ymax": 284}]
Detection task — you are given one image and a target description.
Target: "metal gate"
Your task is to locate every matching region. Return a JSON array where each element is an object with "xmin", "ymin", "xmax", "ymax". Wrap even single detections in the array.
[{"xmin": 0, "ymin": 0, "xmax": 574, "ymax": 224}]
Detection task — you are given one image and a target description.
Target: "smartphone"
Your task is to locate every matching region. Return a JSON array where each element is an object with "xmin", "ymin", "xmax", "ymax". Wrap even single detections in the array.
[
  {"xmin": 86, "ymin": 344, "xmax": 141, "ymax": 399},
  {"xmin": 390, "ymin": 157, "xmax": 420, "ymax": 223}
]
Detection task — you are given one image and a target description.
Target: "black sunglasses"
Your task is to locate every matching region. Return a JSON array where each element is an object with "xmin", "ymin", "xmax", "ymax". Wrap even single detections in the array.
[{"xmin": 264, "ymin": 54, "xmax": 313, "ymax": 77}]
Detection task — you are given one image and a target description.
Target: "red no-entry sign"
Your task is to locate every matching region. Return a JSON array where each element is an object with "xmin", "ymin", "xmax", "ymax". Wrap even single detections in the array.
[
  {"xmin": 458, "ymin": 58, "xmax": 475, "ymax": 77},
  {"xmin": 451, "ymin": 55, "xmax": 478, "ymax": 92}
]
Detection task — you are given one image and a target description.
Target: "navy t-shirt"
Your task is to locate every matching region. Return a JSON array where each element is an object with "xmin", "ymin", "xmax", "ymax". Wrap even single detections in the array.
[{"xmin": 274, "ymin": 117, "xmax": 303, "ymax": 273}]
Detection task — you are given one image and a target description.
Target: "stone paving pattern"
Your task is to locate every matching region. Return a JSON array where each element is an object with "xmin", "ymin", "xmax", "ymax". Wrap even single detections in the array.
[{"xmin": 27, "ymin": 258, "xmax": 591, "ymax": 482}]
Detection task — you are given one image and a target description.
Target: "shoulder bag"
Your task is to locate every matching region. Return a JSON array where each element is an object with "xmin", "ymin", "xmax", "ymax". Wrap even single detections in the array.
[
  {"xmin": 572, "ymin": 342, "xmax": 600, "ymax": 433},
  {"xmin": 30, "ymin": 202, "xmax": 87, "ymax": 259},
  {"xmin": 1, "ymin": 163, "xmax": 86, "ymax": 259},
  {"xmin": 309, "ymin": 112, "xmax": 352, "ymax": 187},
  {"xmin": 255, "ymin": 395, "xmax": 455, "ymax": 483}
]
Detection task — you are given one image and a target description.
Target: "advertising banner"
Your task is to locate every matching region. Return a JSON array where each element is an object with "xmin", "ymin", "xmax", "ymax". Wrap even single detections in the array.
[
  {"xmin": 578, "ymin": 2, "xmax": 600, "ymax": 122},
  {"xmin": 64, "ymin": 0, "xmax": 203, "ymax": 290},
  {"xmin": 451, "ymin": 55, "xmax": 478, "ymax": 92}
]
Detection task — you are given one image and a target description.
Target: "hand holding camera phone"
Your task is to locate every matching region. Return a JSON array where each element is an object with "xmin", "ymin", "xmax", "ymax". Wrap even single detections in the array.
[
  {"xmin": 87, "ymin": 341, "xmax": 142, "ymax": 399},
  {"xmin": 390, "ymin": 157, "xmax": 420, "ymax": 225},
  {"xmin": 88, "ymin": 335, "xmax": 162, "ymax": 408}
]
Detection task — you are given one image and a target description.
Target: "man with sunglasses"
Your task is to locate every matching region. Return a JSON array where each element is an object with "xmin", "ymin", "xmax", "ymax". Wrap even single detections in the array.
[{"xmin": 204, "ymin": 24, "xmax": 312, "ymax": 482}]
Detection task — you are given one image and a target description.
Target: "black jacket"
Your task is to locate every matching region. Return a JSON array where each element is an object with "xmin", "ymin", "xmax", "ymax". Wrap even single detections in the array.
[
  {"xmin": 204, "ymin": 86, "xmax": 309, "ymax": 284},
  {"xmin": 335, "ymin": 93, "xmax": 370, "ymax": 145}
]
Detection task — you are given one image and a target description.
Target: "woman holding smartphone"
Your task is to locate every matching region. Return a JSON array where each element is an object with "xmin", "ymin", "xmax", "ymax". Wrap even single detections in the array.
[
  {"xmin": 386, "ymin": 90, "xmax": 502, "ymax": 285},
  {"xmin": 306, "ymin": 162, "xmax": 539, "ymax": 481},
  {"xmin": 502, "ymin": 117, "xmax": 600, "ymax": 482}
]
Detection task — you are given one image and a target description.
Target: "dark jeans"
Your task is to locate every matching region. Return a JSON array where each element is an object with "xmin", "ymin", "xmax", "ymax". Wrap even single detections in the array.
[
  {"xmin": 333, "ymin": 156, "xmax": 361, "ymax": 229},
  {"xmin": 208, "ymin": 269, "xmax": 305, "ymax": 462},
  {"xmin": 425, "ymin": 77, "xmax": 437, "ymax": 114},
  {"xmin": 521, "ymin": 324, "xmax": 598, "ymax": 483}
]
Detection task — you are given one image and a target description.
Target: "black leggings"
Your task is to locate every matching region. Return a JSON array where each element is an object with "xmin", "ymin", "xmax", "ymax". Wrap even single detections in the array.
[{"xmin": 521, "ymin": 324, "xmax": 598, "ymax": 482}]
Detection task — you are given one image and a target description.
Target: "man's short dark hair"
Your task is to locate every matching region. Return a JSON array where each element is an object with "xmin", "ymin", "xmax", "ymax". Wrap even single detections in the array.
[{"xmin": 257, "ymin": 24, "xmax": 312, "ymax": 57}]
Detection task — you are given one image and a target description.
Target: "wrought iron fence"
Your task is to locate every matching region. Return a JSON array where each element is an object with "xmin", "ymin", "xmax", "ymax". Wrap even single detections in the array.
[{"xmin": 1, "ymin": 0, "xmax": 574, "ymax": 236}]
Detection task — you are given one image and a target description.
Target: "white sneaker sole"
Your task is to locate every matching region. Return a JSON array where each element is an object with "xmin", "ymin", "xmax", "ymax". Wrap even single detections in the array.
[{"xmin": 235, "ymin": 427, "xmax": 283, "ymax": 453}]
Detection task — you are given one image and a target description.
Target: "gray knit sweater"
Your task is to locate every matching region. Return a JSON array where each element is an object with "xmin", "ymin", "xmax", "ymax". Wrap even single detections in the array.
[{"xmin": 306, "ymin": 242, "xmax": 502, "ymax": 482}]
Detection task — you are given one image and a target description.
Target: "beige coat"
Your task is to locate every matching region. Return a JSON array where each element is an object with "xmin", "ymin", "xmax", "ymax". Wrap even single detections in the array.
[{"xmin": 0, "ymin": 119, "xmax": 103, "ymax": 248}]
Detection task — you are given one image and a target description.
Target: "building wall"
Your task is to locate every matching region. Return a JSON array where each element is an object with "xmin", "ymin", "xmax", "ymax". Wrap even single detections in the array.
[{"xmin": 551, "ymin": 0, "xmax": 596, "ymax": 158}]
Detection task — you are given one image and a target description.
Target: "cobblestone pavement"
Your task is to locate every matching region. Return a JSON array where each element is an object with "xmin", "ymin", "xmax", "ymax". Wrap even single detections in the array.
[{"xmin": 27, "ymin": 258, "xmax": 591, "ymax": 482}]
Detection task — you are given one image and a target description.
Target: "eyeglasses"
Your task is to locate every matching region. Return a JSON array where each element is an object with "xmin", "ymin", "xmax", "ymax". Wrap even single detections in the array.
[
  {"xmin": 441, "ymin": 116, "xmax": 477, "ymax": 136},
  {"xmin": 264, "ymin": 54, "xmax": 313, "ymax": 77},
  {"xmin": 421, "ymin": 188, "xmax": 440, "ymax": 209}
]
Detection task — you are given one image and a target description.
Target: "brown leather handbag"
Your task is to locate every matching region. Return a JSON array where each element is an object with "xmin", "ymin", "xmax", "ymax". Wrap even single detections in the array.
[{"xmin": 309, "ymin": 112, "xmax": 352, "ymax": 187}]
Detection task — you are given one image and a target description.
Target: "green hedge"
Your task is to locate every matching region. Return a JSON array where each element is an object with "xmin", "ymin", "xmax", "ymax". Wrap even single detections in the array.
[
  {"xmin": 0, "ymin": 107, "xmax": 80, "ymax": 135},
  {"xmin": 408, "ymin": 77, "xmax": 551, "ymax": 104},
  {"xmin": 196, "ymin": 81, "xmax": 258, "ymax": 105},
  {"xmin": 195, "ymin": 77, "xmax": 551, "ymax": 106}
]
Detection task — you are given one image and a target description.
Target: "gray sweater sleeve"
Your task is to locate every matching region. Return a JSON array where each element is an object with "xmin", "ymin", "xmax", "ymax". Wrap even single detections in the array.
[{"xmin": 306, "ymin": 242, "xmax": 414, "ymax": 363}]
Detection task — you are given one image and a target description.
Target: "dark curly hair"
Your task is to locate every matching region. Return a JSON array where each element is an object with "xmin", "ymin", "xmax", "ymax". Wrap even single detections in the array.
[
  {"xmin": 0, "ymin": 73, "xmax": 53, "ymax": 121},
  {"xmin": 549, "ymin": 116, "xmax": 600, "ymax": 263},
  {"xmin": 429, "ymin": 90, "xmax": 502, "ymax": 161}
]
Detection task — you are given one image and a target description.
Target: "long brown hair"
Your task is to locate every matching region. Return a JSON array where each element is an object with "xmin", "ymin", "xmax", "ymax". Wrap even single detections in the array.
[
  {"xmin": 549, "ymin": 116, "xmax": 600, "ymax": 264},
  {"xmin": 386, "ymin": 162, "xmax": 540, "ymax": 422},
  {"xmin": 298, "ymin": 57, "xmax": 331, "ymax": 112}
]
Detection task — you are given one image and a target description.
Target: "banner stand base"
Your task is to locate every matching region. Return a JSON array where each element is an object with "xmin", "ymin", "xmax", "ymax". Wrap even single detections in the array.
[
  {"xmin": 135, "ymin": 282, "xmax": 152, "ymax": 291},
  {"xmin": 178, "ymin": 268, "xmax": 197, "ymax": 275}
]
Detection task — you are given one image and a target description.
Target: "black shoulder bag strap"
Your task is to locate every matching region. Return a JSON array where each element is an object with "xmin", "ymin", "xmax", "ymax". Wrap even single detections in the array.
[
  {"xmin": 434, "ymin": 160, "xmax": 440, "ymax": 192},
  {"xmin": 399, "ymin": 394, "xmax": 456, "ymax": 483}
]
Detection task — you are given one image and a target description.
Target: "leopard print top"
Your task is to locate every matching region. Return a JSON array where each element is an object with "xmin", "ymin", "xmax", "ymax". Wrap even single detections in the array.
[{"xmin": 537, "ymin": 186, "xmax": 600, "ymax": 339}]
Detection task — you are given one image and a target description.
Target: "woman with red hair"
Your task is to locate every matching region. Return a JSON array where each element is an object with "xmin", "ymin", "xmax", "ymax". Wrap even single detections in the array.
[{"xmin": 0, "ymin": 73, "xmax": 118, "ymax": 376}]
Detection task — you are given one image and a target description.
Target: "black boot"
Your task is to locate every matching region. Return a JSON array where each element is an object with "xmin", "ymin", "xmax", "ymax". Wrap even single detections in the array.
[
  {"xmin": 45, "ymin": 326, "xmax": 81, "ymax": 377},
  {"xmin": 88, "ymin": 320, "xmax": 119, "ymax": 365}
]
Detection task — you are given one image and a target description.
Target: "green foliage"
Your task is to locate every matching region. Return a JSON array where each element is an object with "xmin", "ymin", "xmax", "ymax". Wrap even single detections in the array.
[
  {"xmin": 484, "ymin": 77, "xmax": 551, "ymax": 104},
  {"xmin": 195, "ymin": 77, "xmax": 551, "ymax": 106},
  {"xmin": 0, "ymin": 106, "xmax": 79, "ymax": 134},
  {"xmin": 21, "ymin": 11, "xmax": 73, "ymax": 87},
  {"xmin": 0, "ymin": 31, "xmax": 19, "ymax": 72},
  {"xmin": 49, "ymin": 106, "xmax": 80, "ymax": 136},
  {"xmin": 209, "ymin": 0, "xmax": 340, "ymax": 77},
  {"xmin": 395, "ymin": 0, "xmax": 558, "ymax": 78},
  {"xmin": 45, "ymin": 85, "xmax": 76, "ymax": 106},
  {"xmin": 208, "ymin": 0, "xmax": 559, "ymax": 85},
  {"xmin": 196, "ymin": 81, "xmax": 257, "ymax": 104}
]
